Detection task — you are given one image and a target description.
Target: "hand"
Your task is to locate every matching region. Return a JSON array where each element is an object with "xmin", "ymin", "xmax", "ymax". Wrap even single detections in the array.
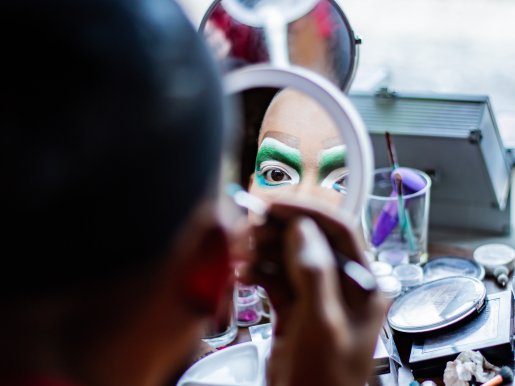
[{"xmin": 241, "ymin": 201, "xmax": 387, "ymax": 386}]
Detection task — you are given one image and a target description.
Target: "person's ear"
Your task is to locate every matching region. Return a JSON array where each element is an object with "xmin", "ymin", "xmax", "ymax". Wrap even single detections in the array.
[{"xmin": 180, "ymin": 224, "xmax": 232, "ymax": 315}]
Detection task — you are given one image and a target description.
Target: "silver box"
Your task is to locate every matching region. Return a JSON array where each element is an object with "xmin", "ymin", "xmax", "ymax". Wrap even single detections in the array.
[{"xmin": 350, "ymin": 90, "xmax": 512, "ymax": 234}]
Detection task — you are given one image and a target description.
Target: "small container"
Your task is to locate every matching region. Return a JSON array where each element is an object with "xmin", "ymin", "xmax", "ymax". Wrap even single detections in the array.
[
  {"xmin": 370, "ymin": 261, "xmax": 393, "ymax": 277},
  {"xmin": 377, "ymin": 275, "xmax": 402, "ymax": 299},
  {"xmin": 423, "ymin": 256, "xmax": 484, "ymax": 282},
  {"xmin": 378, "ymin": 249, "xmax": 409, "ymax": 267},
  {"xmin": 473, "ymin": 243, "xmax": 515, "ymax": 274},
  {"xmin": 236, "ymin": 284, "xmax": 262, "ymax": 327},
  {"xmin": 393, "ymin": 264, "xmax": 423, "ymax": 292},
  {"xmin": 256, "ymin": 286, "xmax": 271, "ymax": 319}
]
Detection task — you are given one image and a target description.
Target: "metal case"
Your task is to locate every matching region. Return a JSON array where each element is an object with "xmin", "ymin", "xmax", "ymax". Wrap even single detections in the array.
[{"xmin": 350, "ymin": 90, "xmax": 512, "ymax": 234}]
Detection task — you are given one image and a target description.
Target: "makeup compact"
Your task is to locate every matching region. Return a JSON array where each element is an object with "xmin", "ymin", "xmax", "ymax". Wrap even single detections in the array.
[
  {"xmin": 388, "ymin": 277, "xmax": 487, "ymax": 334},
  {"xmin": 423, "ymin": 256, "xmax": 485, "ymax": 282},
  {"xmin": 409, "ymin": 290, "xmax": 514, "ymax": 378}
]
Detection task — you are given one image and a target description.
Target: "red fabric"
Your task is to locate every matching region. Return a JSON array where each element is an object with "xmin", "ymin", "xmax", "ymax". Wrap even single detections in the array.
[
  {"xmin": 312, "ymin": 0, "xmax": 334, "ymax": 39},
  {"xmin": 210, "ymin": 4, "xmax": 268, "ymax": 63}
]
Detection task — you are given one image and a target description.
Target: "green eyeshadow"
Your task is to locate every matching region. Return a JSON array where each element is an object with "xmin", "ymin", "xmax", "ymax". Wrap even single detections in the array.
[
  {"xmin": 255, "ymin": 138, "xmax": 302, "ymax": 174},
  {"xmin": 318, "ymin": 146, "xmax": 346, "ymax": 181}
]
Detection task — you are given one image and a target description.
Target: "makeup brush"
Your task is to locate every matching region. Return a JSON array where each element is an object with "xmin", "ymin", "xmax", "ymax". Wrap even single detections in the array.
[
  {"xmin": 480, "ymin": 366, "xmax": 513, "ymax": 386},
  {"xmin": 394, "ymin": 173, "xmax": 416, "ymax": 252},
  {"xmin": 370, "ymin": 132, "xmax": 425, "ymax": 247},
  {"xmin": 385, "ymin": 131, "xmax": 399, "ymax": 170},
  {"xmin": 226, "ymin": 184, "xmax": 377, "ymax": 293},
  {"xmin": 385, "ymin": 131, "xmax": 426, "ymax": 191}
]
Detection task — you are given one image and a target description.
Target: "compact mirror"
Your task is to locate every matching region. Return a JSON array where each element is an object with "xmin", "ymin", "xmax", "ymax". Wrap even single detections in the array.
[
  {"xmin": 224, "ymin": 66, "xmax": 372, "ymax": 222},
  {"xmin": 201, "ymin": 0, "xmax": 359, "ymax": 91}
]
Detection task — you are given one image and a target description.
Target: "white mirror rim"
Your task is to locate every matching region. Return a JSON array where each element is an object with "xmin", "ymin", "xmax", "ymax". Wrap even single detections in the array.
[{"xmin": 224, "ymin": 64, "xmax": 374, "ymax": 223}]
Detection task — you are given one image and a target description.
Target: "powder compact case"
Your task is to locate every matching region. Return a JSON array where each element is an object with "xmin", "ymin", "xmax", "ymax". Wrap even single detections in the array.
[{"xmin": 388, "ymin": 276, "xmax": 487, "ymax": 334}]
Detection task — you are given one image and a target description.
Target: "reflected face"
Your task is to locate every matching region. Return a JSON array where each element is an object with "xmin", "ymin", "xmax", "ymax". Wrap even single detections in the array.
[{"xmin": 249, "ymin": 89, "xmax": 347, "ymax": 206}]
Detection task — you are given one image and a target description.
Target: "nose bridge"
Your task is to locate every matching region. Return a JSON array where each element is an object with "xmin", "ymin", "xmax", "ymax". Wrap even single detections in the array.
[{"xmin": 295, "ymin": 171, "xmax": 321, "ymax": 197}]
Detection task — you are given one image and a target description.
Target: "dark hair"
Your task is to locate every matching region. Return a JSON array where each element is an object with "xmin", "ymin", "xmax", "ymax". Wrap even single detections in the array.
[{"xmin": 0, "ymin": 0, "xmax": 224, "ymax": 299}]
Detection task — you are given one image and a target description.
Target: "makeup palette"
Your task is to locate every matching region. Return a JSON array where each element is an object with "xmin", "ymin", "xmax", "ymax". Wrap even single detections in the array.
[
  {"xmin": 423, "ymin": 256, "xmax": 485, "ymax": 282},
  {"xmin": 388, "ymin": 277, "xmax": 486, "ymax": 334}
]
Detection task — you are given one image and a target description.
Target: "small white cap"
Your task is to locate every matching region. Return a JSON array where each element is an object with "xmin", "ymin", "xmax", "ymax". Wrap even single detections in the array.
[
  {"xmin": 370, "ymin": 261, "xmax": 393, "ymax": 277},
  {"xmin": 473, "ymin": 243, "xmax": 515, "ymax": 273},
  {"xmin": 393, "ymin": 264, "xmax": 424, "ymax": 288},
  {"xmin": 378, "ymin": 249, "xmax": 409, "ymax": 266},
  {"xmin": 377, "ymin": 275, "xmax": 402, "ymax": 299}
]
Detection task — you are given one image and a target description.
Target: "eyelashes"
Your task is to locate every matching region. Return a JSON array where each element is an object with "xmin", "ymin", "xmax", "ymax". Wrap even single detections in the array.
[
  {"xmin": 256, "ymin": 161, "xmax": 300, "ymax": 187},
  {"xmin": 256, "ymin": 161, "xmax": 349, "ymax": 194},
  {"xmin": 320, "ymin": 167, "xmax": 349, "ymax": 194}
]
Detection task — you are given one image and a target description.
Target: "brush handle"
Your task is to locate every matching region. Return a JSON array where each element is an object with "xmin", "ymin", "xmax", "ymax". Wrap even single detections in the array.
[
  {"xmin": 390, "ymin": 167, "xmax": 426, "ymax": 193},
  {"xmin": 371, "ymin": 198, "xmax": 398, "ymax": 247},
  {"xmin": 480, "ymin": 374, "xmax": 502, "ymax": 386}
]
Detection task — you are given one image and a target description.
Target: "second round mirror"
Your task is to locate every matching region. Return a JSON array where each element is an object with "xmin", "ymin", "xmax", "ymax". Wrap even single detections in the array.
[{"xmin": 201, "ymin": 0, "xmax": 360, "ymax": 91}]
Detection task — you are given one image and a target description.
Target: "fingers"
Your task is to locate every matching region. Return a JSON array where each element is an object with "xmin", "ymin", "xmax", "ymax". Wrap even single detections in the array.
[
  {"xmin": 284, "ymin": 217, "xmax": 340, "ymax": 308},
  {"xmin": 241, "ymin": 199, "xmax": 382, "ymax": 325},
  {"xmin": 266, "ymin": 200, "xmax": 368, "ymax": 267},
  {"xmin": 265, "ymin": 201, "xmax": 377, "ymax": 315}
]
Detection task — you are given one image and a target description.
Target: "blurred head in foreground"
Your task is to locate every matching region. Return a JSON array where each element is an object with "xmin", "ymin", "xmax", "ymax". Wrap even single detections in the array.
[{"xmin": 0, "ymin": 0, "xmax": 229, "ymax": 384}]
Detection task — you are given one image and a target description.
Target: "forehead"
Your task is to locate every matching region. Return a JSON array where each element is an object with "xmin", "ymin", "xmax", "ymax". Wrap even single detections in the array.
[{"xmin": 258, "ymin": 88, "xmax": 342, "ymax": 147}]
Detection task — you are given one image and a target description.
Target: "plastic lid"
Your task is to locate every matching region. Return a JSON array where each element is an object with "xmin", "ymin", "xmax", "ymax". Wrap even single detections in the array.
[
  {"xmin": 378, "ymin": 249, "xmax": 409, "ymax": 266},
  {"xmin": 393, "ymin": 264, "xmax": 424, "ymax": 288},
  {"xmin": 370, "ymin": 261, "xmax": 393, "ymax": 277},
  {"xmin": 423, "ymin": 256, "xmax": 485, "ymax": 282},
  {"xmin": 473, "ymin": 243, "xmax": 515, "ymax": 272},
  {"xmin": 387, "ymin": 276, "xmax": 486, "ymax": 333},
  {"xmin": 377, "ymin": 275, "xmax": 402, "ymax": 299}
]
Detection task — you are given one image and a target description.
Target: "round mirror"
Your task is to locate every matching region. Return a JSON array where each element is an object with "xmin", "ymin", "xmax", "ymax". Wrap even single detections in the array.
[
  {"xmin": 201, "ymin": 0, "xmax": 359, "ymax": 91},
  {"xmin": 224, "ymin": 65, "xmax": 373, "ymax": 222}
]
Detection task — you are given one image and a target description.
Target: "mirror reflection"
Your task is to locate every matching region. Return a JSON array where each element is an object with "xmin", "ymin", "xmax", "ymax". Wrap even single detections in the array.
[
  {"xmin": 235, "ymin": 87, "xmax": 348, "ymax": 207},
  {"xmin": 202, "ymin": 0, "xmax": 358, "ymax": 90}
]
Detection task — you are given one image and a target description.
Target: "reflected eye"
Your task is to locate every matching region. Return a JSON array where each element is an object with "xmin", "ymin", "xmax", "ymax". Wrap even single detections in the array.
[
  {"xmin": 256, "ymin": 161, "xmax": 300, "ymax": 187},
  {"xmin": 265, "ymin": 168, "xmax": 289, "ymax": 183},
  {"xmin": 321, "ymin": 167, "xmax": 349, "ymax": 194}
]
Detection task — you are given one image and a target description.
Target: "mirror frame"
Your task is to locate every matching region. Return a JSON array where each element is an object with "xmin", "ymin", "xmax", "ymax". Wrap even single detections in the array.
[{"xmin": 224, "ymin": 64, "xmax": 373, "ymax": 223}]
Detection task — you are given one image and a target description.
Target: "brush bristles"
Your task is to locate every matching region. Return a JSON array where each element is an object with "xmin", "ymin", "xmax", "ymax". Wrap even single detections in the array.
[{"xmin": 500, "ymin": 366, "xmax": 513, "ymax": 382}]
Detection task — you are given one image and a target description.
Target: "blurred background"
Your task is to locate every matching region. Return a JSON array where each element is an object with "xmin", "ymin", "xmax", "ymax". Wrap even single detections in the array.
[{"xmin": 177, "ymin": 0, "xmax": 515, "ymax": 147}]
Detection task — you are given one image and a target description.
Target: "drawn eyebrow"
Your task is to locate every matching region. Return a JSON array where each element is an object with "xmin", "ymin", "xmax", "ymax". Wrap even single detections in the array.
[
  {"xmin": 318, "ymin": 145, "xmax": 347, "ymax": 180},
  {"xmin": 321, "ymin": 136, "xmax": 344, "ymax": 149},
  {"xmin": 262, "ymin": 131, "xmax": 300, "ymax": 149},
  {"xmin": 255, "ymin": 137, "xmax": 302, "ymax": 174}
]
